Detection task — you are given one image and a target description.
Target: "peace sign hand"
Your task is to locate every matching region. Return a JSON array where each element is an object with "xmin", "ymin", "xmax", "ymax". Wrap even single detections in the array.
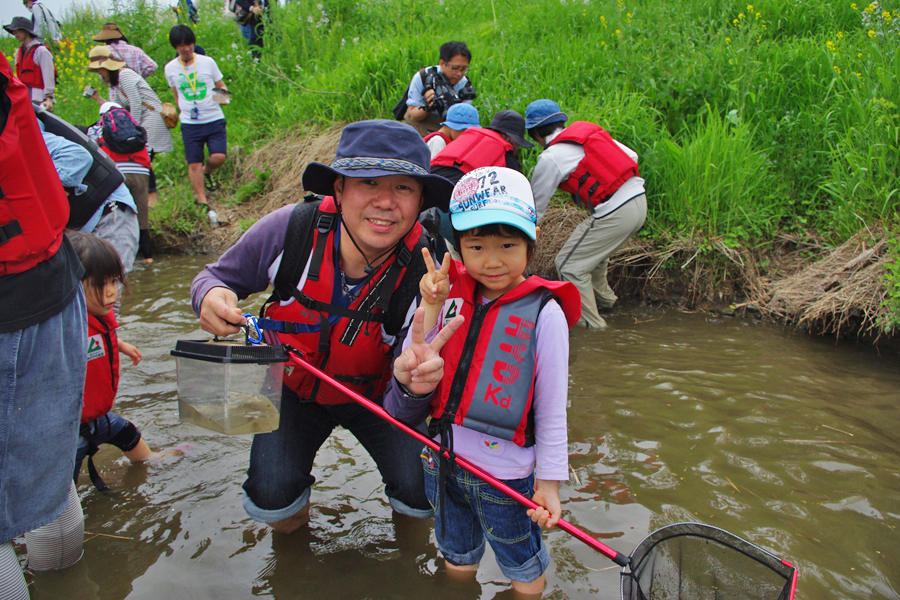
[
  {"xmin": 420, "ymin": 249, "xmax": 452, "ymax": 308},
  {"xmin": 393, "ymin": 305, "xmax": 465, "ymax": 397}
]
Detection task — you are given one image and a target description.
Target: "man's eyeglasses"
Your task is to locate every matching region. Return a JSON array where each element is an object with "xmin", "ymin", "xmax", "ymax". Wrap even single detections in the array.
[{"xmin": 445, "ymin": 64, "xmax": 470, "ymax": 74}]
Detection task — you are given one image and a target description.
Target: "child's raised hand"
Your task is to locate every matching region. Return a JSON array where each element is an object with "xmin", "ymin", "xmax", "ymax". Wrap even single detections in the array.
[
  {"xmin": 393, "ymin": 305, "xmax": 464, "ymax": 396},
  {"xmin": 527, "ymin": 480, "xmax": 562, "ymax": 530},
  {"xmin": 419, "ymin": 249, "xmax": 451, "ymax": 307},
  {"xmin": 119, "ymin": 340, "xmax": 142, "ymax": 366}
]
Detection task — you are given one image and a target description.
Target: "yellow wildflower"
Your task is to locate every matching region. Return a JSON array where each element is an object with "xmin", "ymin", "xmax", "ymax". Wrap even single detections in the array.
[
  {"xmin": 827, "ymin": 40, "xmax": 836, "ymax": 51},
  {"xmin": 834, "ymin": 65, "xmax": 841, "ymax": 74},
  {"xmin": 858, "ymin": 52, "xmax": 863, "ymax": 57},
  {"xmin": 837, "ymin": 31, "xmax": 844, "ymax": 38},
  {"xmin": 851, "ymin": 3, "xmax": 857, "ymax": 9},
  {"xmin": 726, "ymin": 37, "xmax": 731, "ymax": 43},
  {"xmin": 747, "ymin": 4, "xmax": 753, "ymax": 11},
  {"xmin": 868, "ymin": 29, "xmax": 876, "ymax": 37},
  {"xmin": 883, "ymin": 10, "xmax": 892, "ymax": 21},
  {"xmin": 856, "ymin": 72, "xmax": 862, "ymax": 79},
  {"xmin": 733, "ymin": 18, "xmax": 740, "ymax": 25},
  {"xmin": 738, "ymin": 12, "xmax": 745, "ymax": 18}
]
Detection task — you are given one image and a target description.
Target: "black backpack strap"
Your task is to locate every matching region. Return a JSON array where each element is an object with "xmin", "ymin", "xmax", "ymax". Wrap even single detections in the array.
[
  {"xmin": 271, "ymin": 195, "xmax": 325, "ymax": 303},
  {"xmin": 383, "ymin": 231, "xmax": 435, "ymax": 337}
]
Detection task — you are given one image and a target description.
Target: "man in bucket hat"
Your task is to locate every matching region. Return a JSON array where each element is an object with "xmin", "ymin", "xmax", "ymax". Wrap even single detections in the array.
[
  {"xmin": 525, "ymin": 99, "xmax": 648, "ymax": 330},
  {"xmin": 191, "ymin": 120, "xmax": 458, "ymax": 533},
  {"xmin": 5, "ymin": 16, "xmax": 55, "ymax": 110}
]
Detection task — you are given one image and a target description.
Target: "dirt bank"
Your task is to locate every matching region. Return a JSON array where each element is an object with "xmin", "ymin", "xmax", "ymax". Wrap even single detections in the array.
[{"xmin": 154, "ymin": 127, "xmax": 896, "ymax": 342}]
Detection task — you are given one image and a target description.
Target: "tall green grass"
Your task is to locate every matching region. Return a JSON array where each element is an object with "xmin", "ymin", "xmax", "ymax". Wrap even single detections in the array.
[{"xmin": 2, "ymin": 0, "xmax": 897, "ymax": 247}]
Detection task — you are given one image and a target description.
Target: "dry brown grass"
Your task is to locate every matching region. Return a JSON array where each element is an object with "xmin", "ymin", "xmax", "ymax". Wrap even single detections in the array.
[{"xmin": 750, "ymin": 225, "xmax": 891, "ymax": 339}]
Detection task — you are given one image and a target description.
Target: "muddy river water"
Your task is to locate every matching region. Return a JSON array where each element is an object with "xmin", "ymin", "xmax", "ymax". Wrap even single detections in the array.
[{"xmin": 18, "ymin": 256, "xmax": 900, "ymax": 600}]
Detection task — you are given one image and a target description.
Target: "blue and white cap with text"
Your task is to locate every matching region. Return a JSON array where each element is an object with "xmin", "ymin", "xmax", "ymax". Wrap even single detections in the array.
[{"xmin": 449, "ymin": 167, "xmax": 537, "ymax": 240}]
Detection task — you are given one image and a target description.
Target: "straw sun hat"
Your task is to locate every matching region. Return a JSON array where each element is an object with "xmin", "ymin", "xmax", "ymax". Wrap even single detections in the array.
[{"xmin": 86, "ymin": 45, "xmax": 127, "ymax": 72}]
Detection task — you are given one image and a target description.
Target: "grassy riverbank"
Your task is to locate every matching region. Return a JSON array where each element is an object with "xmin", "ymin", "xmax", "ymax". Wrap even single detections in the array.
[{"xmin": 3, "ymin": 0, "xmax": 898, "ymax": 334}]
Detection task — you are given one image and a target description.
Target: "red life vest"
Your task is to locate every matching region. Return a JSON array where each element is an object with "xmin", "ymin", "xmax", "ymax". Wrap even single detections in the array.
[
  {"xmin": 424, "ymin": 131, "xmax": 451, "ymax": 146},
  {"xmin": 15, "ymin": 43, "xmax": 48, "ymax": 90},
  {"xmin": 548, "ymin": 121, "xmax": 640, "ymax": 209},
  {"xmin": 429, "ymin": 262, "xmax": 580, "ymax": 446},
  {"xmin": 100, "ymin": 140, "xmax": 152, "ymax": 169},
  {"xmin": 264, "ymin": 196, "xmax": 426, "ymax": 405},
  {"xmin": 431, "ymin": 127, "xmax": 512, "ymax": 174},
  {"xmin": 0, "ymin": 50, "xmax": 69, "ymax": 276},
  {"xmin": 82, "ymin": 310, "xmax": 120, "ymax": 423}
]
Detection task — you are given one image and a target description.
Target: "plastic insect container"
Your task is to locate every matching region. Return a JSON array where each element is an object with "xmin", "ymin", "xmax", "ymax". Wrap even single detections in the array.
[{"xmin": 171, "ymin": 340, "xmax": 287, "ymax": 435}]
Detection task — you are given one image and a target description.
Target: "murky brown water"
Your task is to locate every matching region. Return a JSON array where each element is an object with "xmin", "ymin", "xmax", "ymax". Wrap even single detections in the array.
[{"xmin": 19, "ymin": 256, "xmax": 900, "ymax": 600}]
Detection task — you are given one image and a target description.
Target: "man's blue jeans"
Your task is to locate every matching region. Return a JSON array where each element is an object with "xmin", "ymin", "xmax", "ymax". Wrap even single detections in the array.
[{"xmin": 242, "ymin": 385, "xmax": 432, "ymax": 523}]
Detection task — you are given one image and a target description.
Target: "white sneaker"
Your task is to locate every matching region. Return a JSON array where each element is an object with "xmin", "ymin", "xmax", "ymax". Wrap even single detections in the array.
[{"xmin": 208, "ymin": 210, "xmax": 218, "ymax": 227}]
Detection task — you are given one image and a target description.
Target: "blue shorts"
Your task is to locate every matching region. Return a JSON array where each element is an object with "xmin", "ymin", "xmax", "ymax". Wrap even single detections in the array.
[
  {"xmin": 180, "ymin": 118, "xmax": 227, "ymax": 165},
  {"xmin": 423, "ymin": 448, "xmax": 550, "ymax": 583},
  {"xmin": 74, "ymin": 412, "xmax": 142, "ymax": 482}
]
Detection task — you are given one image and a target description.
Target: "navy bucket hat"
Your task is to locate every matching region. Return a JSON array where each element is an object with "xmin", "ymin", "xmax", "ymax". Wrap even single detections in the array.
[
  {"xmin": 525, "ymin": 99, "xmax": 569, "ymax": 129},
  {"xmin": 302, "ymin": 120, "xmax": 454, "ymax": 212}
]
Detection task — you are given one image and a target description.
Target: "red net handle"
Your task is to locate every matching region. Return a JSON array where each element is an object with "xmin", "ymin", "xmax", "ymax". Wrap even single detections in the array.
[{"xmin": 287, "ymin": 351, "xmax": 631, "ymax": 567}]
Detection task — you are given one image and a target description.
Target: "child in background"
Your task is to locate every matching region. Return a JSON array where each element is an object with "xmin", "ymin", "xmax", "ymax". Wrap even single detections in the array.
[
  {"xmin": 387, "ymin": 167, "xmax": 581, "ymax": 596},
  {"xmin": 68, "ymin": 231, "xmax": 167, "ymax": 490}
]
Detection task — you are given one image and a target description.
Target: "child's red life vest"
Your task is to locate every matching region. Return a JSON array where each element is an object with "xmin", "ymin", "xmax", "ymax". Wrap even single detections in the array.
[
  {"xmin": 429, "ymin": 263, "xmax": 580, "ymax": 447},
  {"xmin": 0, "ymin": 50, "xmax": 69, "ymax": 276},
  {"xmin": 424, "ymin": 131, "xmax": 451, "ymax": 146},
  {"xmin": 82, "ymin": 310, "xmax": 120, "ymax": 423},
  {"xmin": 431, "ymin": 128, "xmax": 512, "ymax": 173},
  {"xmin": 548, "ymin": 121, "xmax": 640, "ymax": 209}
]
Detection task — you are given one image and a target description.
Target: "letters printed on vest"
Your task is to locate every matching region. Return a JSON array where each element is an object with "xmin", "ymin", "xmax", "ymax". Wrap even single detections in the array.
[
  {"xmin": 0, "ymin": 51, "xmax": 69, "ymax": 276},
  {"xmin": 15, "ymin": 44, "xmax": 45, "ymax": 90},
  {"xmin": 430, "ymin": 264, "xmax": 581, "ymax": 446},
  {"xmin": 431, "ymin": 128, "xmax": 512, "ymax": 174},
  {"xmin": 82, "ymin": 311, "xmax": 120, "ymax": 423},
  {"xmin": 549, "ymin": 121, "xmax": 639, "ymax": 209},
  {"xmin": 264, "ymin": 196, "xmax": 424, "ymax": 405}
]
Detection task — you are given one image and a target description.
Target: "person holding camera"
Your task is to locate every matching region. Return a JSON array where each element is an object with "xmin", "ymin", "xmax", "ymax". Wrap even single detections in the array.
[{"xmin": 402, "ymin": 41, "xmax": 475, "ymax": 137}]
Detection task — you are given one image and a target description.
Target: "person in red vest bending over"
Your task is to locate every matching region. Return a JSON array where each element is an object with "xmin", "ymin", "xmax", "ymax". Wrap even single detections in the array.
[
  {"xmin": 4, "ymin": 17, "xmax": 55, "ymax": 111},
  {"xmin": 423, "ymin": 103, "xmax": 480, "ymax": 158},
  {"xmin": 431, "ymin": 109, "xmax": 532, "ymax": 186},
  {"xmin": 429, "ymin": 109, "xmax": 532, "ymax": 254},
  {"xmin": 526, "ymin": 99, "xmax": 648, "ymax": 330}
]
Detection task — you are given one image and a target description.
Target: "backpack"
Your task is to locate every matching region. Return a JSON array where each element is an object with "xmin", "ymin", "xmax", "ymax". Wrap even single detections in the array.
[
  {"xmin": 100, "ymin": 107, "xmax": 147, "ymax": 155},
  {"xmin": 391, "ymin": 67, "xmax": 430, "ymax": 121}
]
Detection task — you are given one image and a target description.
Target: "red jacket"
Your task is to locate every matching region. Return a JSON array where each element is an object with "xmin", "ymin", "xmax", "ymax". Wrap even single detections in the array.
[
  {"xmin": 0, "ymin": 49, "xmax": 69, "ymax": 276},
  {"xmin": 265, "ymin": 196, "xmax": 426, "ymax": 405},
  {"xmin": 431, "ymin": 128, "xmax": 512, "ymax": 173},
  {"xmin": 548, "ymin": 121, "xmax": 640, "ymax": 208},
  {"xmin": 429, "ymin": 262, "xmax": 580, "ymax": 446},
  {"xmin": 82, "ymin": 310, "xmax": 120, "ymax": 423}
]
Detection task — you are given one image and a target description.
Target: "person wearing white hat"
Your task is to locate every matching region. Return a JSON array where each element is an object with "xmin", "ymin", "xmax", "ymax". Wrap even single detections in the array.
[
  {"xmin": 387, "ymin": 167, "xmax": 581, "ymax": 596},
  {"xmin": 4, "ymin": 16, "xmax": 55, "ymax": 110},
  {"xmin": 525, "ymin": 99, "xmax": 648, "ymax": 330}
]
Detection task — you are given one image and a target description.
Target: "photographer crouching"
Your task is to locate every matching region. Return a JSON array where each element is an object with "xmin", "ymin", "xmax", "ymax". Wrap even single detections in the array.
[{"xmin": 401, "ymin": 41, "xmax": 476, "ymax": 137}]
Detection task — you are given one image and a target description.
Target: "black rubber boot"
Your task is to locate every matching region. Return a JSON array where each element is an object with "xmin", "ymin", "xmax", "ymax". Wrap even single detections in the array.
[{"xmin": 139, "ymin": 229, "xmax": 153, "ymax": 260}]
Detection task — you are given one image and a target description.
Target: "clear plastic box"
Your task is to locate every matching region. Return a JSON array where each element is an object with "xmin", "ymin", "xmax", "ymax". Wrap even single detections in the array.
[{"xmin": 171, "ymin": 340, "xmax": 287, "ymax": 435}]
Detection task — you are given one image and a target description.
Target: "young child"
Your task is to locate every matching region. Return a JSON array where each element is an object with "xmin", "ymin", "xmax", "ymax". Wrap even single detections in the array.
[
  {"xmin": 68, "ymin": 230, "xmax": 162, "ymax": 490},
  {"xmin": 387, "ymin": 167, "xmax": 581, "ymax": 596}
]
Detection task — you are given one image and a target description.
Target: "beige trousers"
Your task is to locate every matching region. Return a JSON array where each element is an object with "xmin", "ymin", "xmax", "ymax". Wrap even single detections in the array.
[{"xmin": 555, "ymin": 194, "xmax": 647, "ymax": 329}]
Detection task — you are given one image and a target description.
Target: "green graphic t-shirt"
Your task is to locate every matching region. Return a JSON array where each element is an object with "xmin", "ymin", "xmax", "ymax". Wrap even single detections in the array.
[{"xmin": 164, "ymin": 54, "xmax": 225, "ymax": 125}]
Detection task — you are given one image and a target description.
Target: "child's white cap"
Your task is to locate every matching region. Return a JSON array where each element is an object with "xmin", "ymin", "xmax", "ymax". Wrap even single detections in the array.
[{"xmin": 449, "ymin": 167, "xmax": 537, "ymax": 240}]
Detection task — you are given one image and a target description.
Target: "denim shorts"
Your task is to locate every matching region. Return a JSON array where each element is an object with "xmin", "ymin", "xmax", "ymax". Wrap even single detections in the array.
[
  {"xmin": 180, "ymin": 118, "xmax": 227, "ymax": 165},
  {"xmin": 74, "ymin": 412, "xmax": 142, "ymax": 482},
  {"xmin": 422, "ymin": 449, "xmax": 550, "ymax": 583}
]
